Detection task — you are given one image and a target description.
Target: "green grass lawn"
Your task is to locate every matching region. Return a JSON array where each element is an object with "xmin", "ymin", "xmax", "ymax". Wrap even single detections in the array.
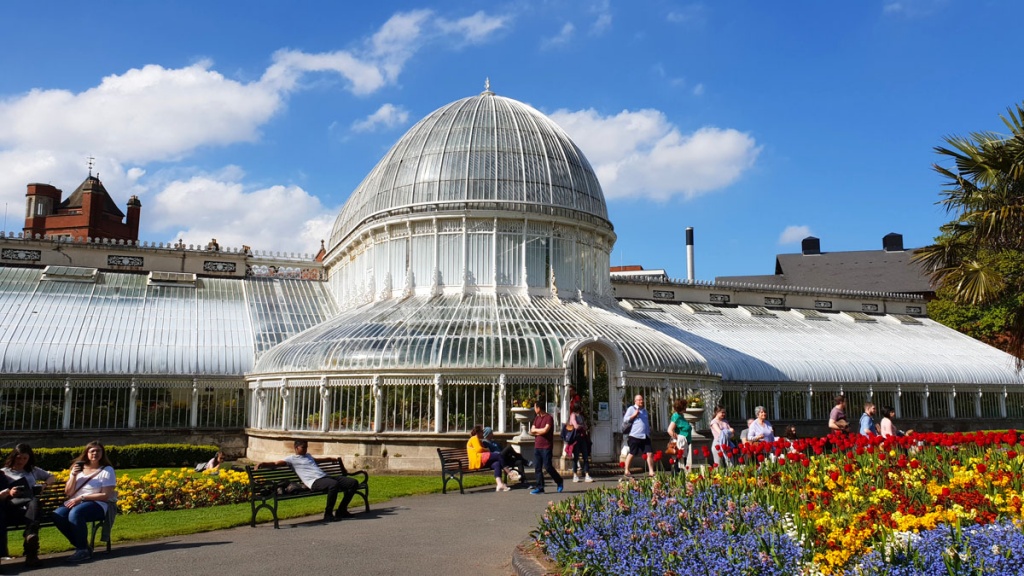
[{"xmin": 4, "ymin": 472, "xmax": 494, "ymax": 557}]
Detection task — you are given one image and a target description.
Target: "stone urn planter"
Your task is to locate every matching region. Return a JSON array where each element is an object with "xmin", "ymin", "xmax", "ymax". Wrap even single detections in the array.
[
  {"xmin": 511, "ymin": 407, "xmax": 536, "ymax": 442},
  {"xmin": 682, "ymin": 407, "xmax": 705, "ymax": 424}
]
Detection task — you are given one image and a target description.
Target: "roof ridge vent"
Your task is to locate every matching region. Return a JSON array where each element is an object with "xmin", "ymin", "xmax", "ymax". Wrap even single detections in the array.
[
  {"xmin": 148, "ymin": 270, "xmax": 197, "ymax": 287},
  {"xmin": 681, "ymin": 301, "xmax": 723, "ymax": 315},
  {"xmin": 842, "ymin": 311, "xmax": 878, "ymax": 323},
  {"xmin": 41, "ymin": 265, "xmax": 99, "ymax": 283},
  {"xmin": 741, "ymin": 305, "xmax": 777, "ymax": 318},
  {"xmin": 792, "ymin": 308, "xmax": 830, "ymax": 321},
  {"xmin": 621, "ymin": 299, "xmax": 663, "ymax": 311},
  {"xmin": 890, "ymin": 313, "xmax": 923, "ymax": 325}
]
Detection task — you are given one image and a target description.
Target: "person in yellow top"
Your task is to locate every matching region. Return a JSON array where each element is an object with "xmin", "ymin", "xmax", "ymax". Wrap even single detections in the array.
[{"xmin": 467, "ymin": 425, "xmax": 512, "ymax": 492}]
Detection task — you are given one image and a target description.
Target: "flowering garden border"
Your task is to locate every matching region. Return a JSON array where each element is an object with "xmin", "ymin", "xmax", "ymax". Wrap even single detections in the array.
[{"xmin": 536, "ymin": 430, "xmax": 1024, "ymax": 575}]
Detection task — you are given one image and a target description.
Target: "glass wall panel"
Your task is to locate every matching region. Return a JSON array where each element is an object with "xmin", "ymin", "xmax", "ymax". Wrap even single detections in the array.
[
  {"xmin": 954, "ymin": 391, "xmax": 977, "ymax": 419},
  {"xmin": 437, "ymin": 234, "xmax": 463, "ymax": 287},
  {"xmin": 0, "ymin": 381, "xmax": 64, "ymax": 431},
  {"xmin": 443, "ymin": 380, "xmax": 496, "ymax": 433},
  {"xmin": 552, "ymin": 237, "xmax": 576, "ymax": 292},
  {"xmin": 382, "ymin": 383, "xmax": 434, "ymax": 433},
  {"xmin": 389, "ymin": 238, "xmax": 408, "ymax": 288},
  {"xmin": 411, "ymin": 236, "xmax": 433, "ymax": 288},
  {"xmin": 980, "ymin": 392, "xmax": 1002, "ymax": 419},
  {"xmin": 466, "ymin": 234, "xmax": 492, "ymax": 286},
  {"xmin": 779, "ymin": 390, "xmax": 805, "ymax": 420},
  {"xmin": 901, "ymin": 391, "xmax": 925, "ymax": 419},
  {"xmin": 1007, "ymin": 392, "xmax": 1024, "ymax": 419},
  {"xmin": 496, "ymin": 233, "xmax": 521, "ymax": 286},
  {"xmin": 927, "ymin": 391, "xmax": 950, "ymax": 418},
  {"xmin": 526, "ymin": 236, "xmax": 549, "ymax": 288}
]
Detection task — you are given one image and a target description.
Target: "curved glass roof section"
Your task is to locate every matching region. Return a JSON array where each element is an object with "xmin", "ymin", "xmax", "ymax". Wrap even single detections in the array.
[
  {"xmin": 329, "ymin": 91, "xmax": 610, "ymax": 251},
  {"xmin": 622, "ymin": 301, "xmax": 1024, "ymax": 386},
  {"xmin": 251, "ymin": 294, "xmax": 710, "ymax": 376},
  {"xmin": 0, "ymin": 267, "xmax": 338, "ymax": 375}
]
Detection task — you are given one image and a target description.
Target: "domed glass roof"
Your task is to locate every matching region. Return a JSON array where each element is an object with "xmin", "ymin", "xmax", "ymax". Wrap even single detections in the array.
[{"xmin": 329, "ymin": 90, "xmax": 610, "ymax": 251}]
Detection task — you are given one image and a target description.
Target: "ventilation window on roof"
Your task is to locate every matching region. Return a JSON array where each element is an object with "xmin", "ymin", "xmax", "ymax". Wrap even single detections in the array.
[
  {"xmin": 792, "ymin": 309, "xmax": 830, "ymax": 321},
  {"xmin": 681, "ymin": 302, "xmax": 723, "ymax": 315},
  {"xmin": 41, "ymin": 265, "xmax": 99, "ymax": 283},
  {"xmin": 148, "ymin": 271, "xmax": 197, "ymax": 287},
  {"xmin": 842, "ymin": 311, "xmax": 878, "ymax": 323},
  {"xmin": 621, "ymin": 299, "xmax": 663, "ymax": 312},
  {"xmin": 890, "ymin": 314, "xmax": 924, "ymax": 326},
  {"xmin": 741, "ymin": 305, "xmax": 777, "ymax": 318}
]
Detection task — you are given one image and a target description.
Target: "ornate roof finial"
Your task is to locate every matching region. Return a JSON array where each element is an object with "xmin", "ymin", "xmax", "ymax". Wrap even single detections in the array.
[
  {"xmin": 87, "ymin": 156, "xmax": 95, "ymax": 177},
  {"xmin": 483, "ymin": 77, "xmax": 493, "ymax": 95}
]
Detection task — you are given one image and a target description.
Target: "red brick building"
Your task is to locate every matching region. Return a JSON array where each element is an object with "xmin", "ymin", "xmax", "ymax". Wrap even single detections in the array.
[{"xmin": 23, "ymin": 175, "xmax": 141, "ymax": 242}]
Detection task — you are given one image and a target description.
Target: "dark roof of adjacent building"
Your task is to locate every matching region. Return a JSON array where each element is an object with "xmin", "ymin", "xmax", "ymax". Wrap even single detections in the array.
[
  {"xmin": 59, "ymin": 176, "xmax": 125, "ymax": 218},
  {"xmin": 717, "ymin": 236, "xmax": 935, "ymax": 295}
]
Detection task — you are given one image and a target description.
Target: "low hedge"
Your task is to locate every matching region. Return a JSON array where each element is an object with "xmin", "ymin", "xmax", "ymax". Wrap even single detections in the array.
[{"xmin": 17, "ymin": 444, "xmax": 220, "ymax": 471}]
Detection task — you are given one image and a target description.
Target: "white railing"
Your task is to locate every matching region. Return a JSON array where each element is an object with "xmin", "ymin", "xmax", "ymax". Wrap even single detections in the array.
[{"xmin": 0, "ymin": 377, "xmax": 247, "ymax": 432}]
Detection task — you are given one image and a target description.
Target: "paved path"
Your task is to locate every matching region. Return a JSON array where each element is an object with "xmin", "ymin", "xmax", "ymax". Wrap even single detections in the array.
[{"xmin": 10, "ymin": 477, "xmax": 619, "ymax": 576}]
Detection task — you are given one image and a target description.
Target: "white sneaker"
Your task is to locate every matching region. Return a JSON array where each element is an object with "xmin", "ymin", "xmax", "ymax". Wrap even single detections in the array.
[
  {"xmin": 572, "ymin": 474, "xmax": 580, "ymax": 483},
  {"xmin": 584, "ymin": 474, "xmax": 593, "ymax": 483}
]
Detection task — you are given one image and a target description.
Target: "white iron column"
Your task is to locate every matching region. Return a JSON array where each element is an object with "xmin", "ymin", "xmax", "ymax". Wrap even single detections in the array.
[
  {"xmin": 190, "ymin": 378, "xmax": 200, "ymax": 428},
  {"xmin": 128, "ymin": 377, "xmax": 138, "ymax": 428},
  {"xmin": 319, "ymin": 376, "xmax": 331, "ymax": 433}
]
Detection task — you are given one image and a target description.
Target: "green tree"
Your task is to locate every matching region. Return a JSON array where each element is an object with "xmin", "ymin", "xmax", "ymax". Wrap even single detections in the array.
[{"xmin": 914, "ymin": 102, "xmax": 1024, "ymax": 363}]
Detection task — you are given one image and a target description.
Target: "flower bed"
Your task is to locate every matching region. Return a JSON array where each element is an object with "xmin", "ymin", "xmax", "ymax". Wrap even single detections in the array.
[
  {"xmin": 536, "ymin": 430, "xmax": 1024, "ymax": 575},
  {"xmin": 54, "ymin": 468, "xmax": 251, "ymax": 514}
]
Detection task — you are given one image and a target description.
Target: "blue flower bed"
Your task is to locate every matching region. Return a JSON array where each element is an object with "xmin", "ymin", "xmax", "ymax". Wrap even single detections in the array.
[
  {"xmin": 534, "ymin": 478, "xmax": 1024, "ymax": 575},
  {"xmin": 534, "ymin": 482, "xmax": 803, "ymax": 575},
  {"xmin": 858, "ymin": 521, "xmax": 1024, "ymax": 576}
]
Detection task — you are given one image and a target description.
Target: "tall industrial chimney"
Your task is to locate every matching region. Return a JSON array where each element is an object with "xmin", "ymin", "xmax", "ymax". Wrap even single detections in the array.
[{"xmin": 686, "ymin": 227, "xmax": 695, "ymax": 281}]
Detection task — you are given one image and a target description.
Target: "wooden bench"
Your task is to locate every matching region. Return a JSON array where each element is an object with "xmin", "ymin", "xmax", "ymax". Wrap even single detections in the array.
[
  {"xmin": 245, "ymin": 458, "xmax": 369, "ymax": 529},
  {"xmin": 437, "ymin": 448, "xmax": 525, "ymax": 494},
  {"xmin": 2, "ymin": 484, "xmax": 113, "ymax": 555}
]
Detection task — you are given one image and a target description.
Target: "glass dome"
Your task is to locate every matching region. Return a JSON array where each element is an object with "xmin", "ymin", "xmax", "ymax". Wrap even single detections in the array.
[{"xmin": 328, "ymin": 89, "xmax": 611, "ymax": 252}]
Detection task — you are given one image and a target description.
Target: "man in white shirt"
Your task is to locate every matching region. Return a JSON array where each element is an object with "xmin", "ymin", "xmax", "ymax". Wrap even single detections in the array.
[
  {"xmin": 258, "ymin": 440, "xmax": 358, "ymax": 522},
  {"xmin": 622, "ymin": 394, "xmax": 656, "ymax": 478}
]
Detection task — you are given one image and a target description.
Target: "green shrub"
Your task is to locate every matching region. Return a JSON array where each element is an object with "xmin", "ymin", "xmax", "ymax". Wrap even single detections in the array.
[{"xmin": 28, "ymin": 444, "xmax": 220, "ymax": 471}]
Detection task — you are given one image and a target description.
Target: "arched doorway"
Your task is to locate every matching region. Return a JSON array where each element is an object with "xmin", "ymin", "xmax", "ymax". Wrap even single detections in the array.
[{"xmin": 563, "ymin": 337, "xmax": 624, "ymax": 462}]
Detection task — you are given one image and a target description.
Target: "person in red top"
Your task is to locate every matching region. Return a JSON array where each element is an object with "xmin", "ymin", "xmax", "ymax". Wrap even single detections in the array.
[{"xmin": 529, "ymin": 400, "xmax": 563, "ymax": 494}]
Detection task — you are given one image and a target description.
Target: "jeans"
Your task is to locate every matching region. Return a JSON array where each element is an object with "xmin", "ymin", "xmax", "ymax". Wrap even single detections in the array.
[
  {"xmin": 533, "ymin": 448, "xmax": 562, "ymax": 490},
  {"xmin": 571, "ymin": 438, "xmax": 590, "ymax": 475},
  {"xmin": 310, "ymin": 475, "xmax": 358, "ymax": 517},
  {"xmin": 482, "ymin": 452, "xmax": 504, "ymax": 478},
  {"xmin": 52, "ymin": 501, "xmax": 105, "ymax": 550}
]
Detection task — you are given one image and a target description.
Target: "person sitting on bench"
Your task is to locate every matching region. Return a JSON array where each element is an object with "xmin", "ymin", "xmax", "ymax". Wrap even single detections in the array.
[
  {"xmin": 256, "ymin": 441, "xmax": 358, "ymax": 522},
  {"xmin": 467, "ymin": 426, "xmax": 513, "ymax": 492}
]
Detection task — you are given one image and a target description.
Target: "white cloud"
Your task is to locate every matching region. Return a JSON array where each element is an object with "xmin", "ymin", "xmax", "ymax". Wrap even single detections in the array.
[
  {"xmin": 589, "ymin": 0, "xmax": 612, "ymax": 34},
  {"xmin": 0, "ymin": 61, "xmax": 281, "ymax": 164},
  {"xmin": 882, "ymin": 0, "xmax": 946, "ymax": 17},
  {"xmin": 692, "ymin": 83, "xmax": 705, "ymax": 96},
  {"xmin": 352, "ymin": 103, "xmax": 410, "ymax": 132},
  {"xmin": 550, "ymin": 108, "xmax": 760, "ymax": 201},
  {"xmin": 436, "ymin": 11, "xmax": 510, "ymax": 44},
  {"xmin": 149, "ymin": 172, "xmax": 335, "ymax": 254},
  {"xmin": 0, "ymin": 8, "xmax": 508, "ymax": 244},
  {"xmin": 667, "ymin": 4, "xmax": 707, "ymax": 25},
  {"xmin": 779, "ymin": 225, "xmax": 812, "ymax": 245},
  {"xmin": 543, "ymin": 23, "xmax": 575, "ymax": 48}
]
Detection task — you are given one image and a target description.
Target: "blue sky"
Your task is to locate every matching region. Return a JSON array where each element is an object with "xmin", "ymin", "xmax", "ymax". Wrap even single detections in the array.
[{"xmin": 1, "ymin": 1, "xmax": 1021, "ymax": 280}]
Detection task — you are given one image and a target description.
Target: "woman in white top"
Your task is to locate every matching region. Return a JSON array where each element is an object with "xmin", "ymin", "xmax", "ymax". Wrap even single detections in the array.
[
  {"xmin": 1, "ymin": 443, "xmax": 56, "ymax": 565},
  {"xmin": 52, "ymin": 441, "xmax": 117, "ymax": 562},
  {"xmin": 709, "ymin": 405, "xmax": 735, "ymax": 468}
]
